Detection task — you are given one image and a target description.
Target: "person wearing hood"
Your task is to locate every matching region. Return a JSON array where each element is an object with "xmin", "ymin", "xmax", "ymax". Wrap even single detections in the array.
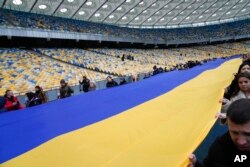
[{"xmin": 59, "ymin": 79, "xmax": 74, "ymax": 99}]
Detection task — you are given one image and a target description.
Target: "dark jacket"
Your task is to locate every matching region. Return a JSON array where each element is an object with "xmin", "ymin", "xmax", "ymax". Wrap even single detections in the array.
[
  {"xmin": 153, "ymin": 68, "xmax": 159, "ymax": 75},
  {"xmin": 79, "ymin": 78, "xmax": 90, "ymax": 92},
  {"xmin": 26, "ymin": 90, "xmax": 48, "ymax": 107},
  {"xmin": 196, "ymin": 132, "xmax": 250, "ymax": 167},
  {"xmin": 224, "ymin": 75, "xmax": 238, "ymax": 99},
  {"xmin": 106, "ymin": 80, "xmax": 118, "ymax": 88},
  {"xmin": 59, "ymin": 84, "xmax": 74, "ymax": 98},
  {"xmin": 0, "ymin": 96, "xmax": 6, "ymax": 112},
  {"xmin": 119, "ymin": 80, "xmax": 127, "ymax": 85},
  {"xmin": 26, "ymin": 92, "xmax": 41, "ymax": 107}
]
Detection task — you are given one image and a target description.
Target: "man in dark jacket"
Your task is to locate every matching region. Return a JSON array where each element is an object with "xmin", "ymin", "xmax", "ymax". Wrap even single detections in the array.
[
  {"xmin": 59, "ymin": 79, "xmax": 74, "ymax": 99},
  {"xmin": 153, "ymin": 65, "xmax": 159, "ymax": 75},
  {"xmin": 188, "ymin": 99, "xmax": 250, "ymax": 167},
  {"xmin": 106, "ymin": 76, "xmax": 118, "ymax": 88},
  {"xmin": 119, "ymin": 78, "xmax": 127, "ymax": 85},
  {"xmin": 79, "ymin": 76, "xmax": 90, "ymax": 93}
]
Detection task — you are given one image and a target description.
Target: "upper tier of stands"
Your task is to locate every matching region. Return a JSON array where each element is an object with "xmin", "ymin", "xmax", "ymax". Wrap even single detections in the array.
[
  {"xmin": 0, "ymin": 41, "xmax": 249, "ymax": 95},
  {"xmin": 0, "ymin": 9, "xmax": 249, "ymax": 42}
]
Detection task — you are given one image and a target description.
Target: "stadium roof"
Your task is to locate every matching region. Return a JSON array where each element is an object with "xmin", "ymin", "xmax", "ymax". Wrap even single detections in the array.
[{"xmin": 1, "ymin": 0, "xmax": 250, "ymax": 29}]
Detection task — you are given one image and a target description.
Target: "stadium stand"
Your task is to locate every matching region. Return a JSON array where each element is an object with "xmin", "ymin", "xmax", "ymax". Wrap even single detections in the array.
[
  {"xmin": 0, "ymin": 40, "xmax": 249, "ymax": 95},
  {"xmin": 0, "ymin": 48, "xmax": 108, "ymax": 95},
  {"xmin": 0, "ymin": 2, "xmax": 250, "ymax": 166},
  {"xmin": 0, "ymin": 9, "xmax": 249, "ymax": 42}
]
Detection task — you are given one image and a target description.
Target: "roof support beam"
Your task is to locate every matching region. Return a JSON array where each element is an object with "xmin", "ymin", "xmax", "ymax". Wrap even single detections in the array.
[
  {"xmin": 52, "ymin": 0, "xmax": 65, "ymax": 16},
  {"xmin": 88, "ymin": 0, "xmax": 108, "ymax": 21},
  {"xmin": 71, "ymin": 0, "xmax": 87, "ymax": 19},
  {"xmin": 29, "ymin": 0, "xmax": 39, "ymax": 12},
  {"xmin": 101, "ymin": 0, "xmax": 127, "ymax": 23},
  {"xmin": 114, "ymin": 0, "xmax": 143, "ymax": 25},
  {"xmin": 126, "ymin": 0, "xmax": 158, "ymax": 26},
  {"xmin": 2, "ymin": 0, "xmax": 7, "ymax": 8}
]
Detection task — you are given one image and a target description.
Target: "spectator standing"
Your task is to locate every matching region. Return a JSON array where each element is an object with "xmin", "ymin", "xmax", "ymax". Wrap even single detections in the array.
[
  {"xmin": 119, "ymin": 78, "xmax": 127, "ymax": 85},
  {"xmin": 4, "ymin": 90, "xmax": 23, "ymax": 111},
  {"xmin": 106, "ymin": 76, "xmax": 118, "ymax": 88},
  {"xmin": 35, "ymin": 86, "xmax": 48, "ymax": 103},
  {"xmin": 59, "ymin": 79, "xmax": 74, "ymax": 99},
  {"xmin": 79, "ymin": 76, "xmax": 90, "ymax": 93}
]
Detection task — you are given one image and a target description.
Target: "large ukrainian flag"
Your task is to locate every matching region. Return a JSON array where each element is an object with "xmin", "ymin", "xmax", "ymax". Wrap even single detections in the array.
[{"xmin": 0, "ymin": 57, "xmax": 241, "ymax": 167}]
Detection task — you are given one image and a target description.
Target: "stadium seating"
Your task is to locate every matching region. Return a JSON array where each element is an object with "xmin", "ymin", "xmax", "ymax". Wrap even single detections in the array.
[
  {"xmin": 0, "ymin": 9, "xmax": 249, "ymax": 42},
  {"xmin": 0, "ymin": 48, "xmax": 108, "ymax": 95},
  {"xmin": 0, "ymin": 43, "xmax": 249, "ymax": 95},
  {"xmin": 35, "ymin": 48, "xmax": 155, "ymax": 76}
]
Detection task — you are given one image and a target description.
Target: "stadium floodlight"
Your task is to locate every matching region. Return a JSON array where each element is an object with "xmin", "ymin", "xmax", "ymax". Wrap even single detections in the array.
[
  {"xmin": 160, "ymin": 18, "xmax": 165, "ymax": 21},
  {"xmin": 86, "ymin": 1, "xmax": 92, "ymax": 6},
  {"xmin": 212, "ymin": 14, "xmax": 217, "ymax": 17},
  {"xmin": 94, "ymin": 13, "xmax": 100, "ymax": 17},
  {"xmin": 139, "ymin": 1, "xmax": 144, "ymax": 5},
  {"xmin": 38, "ymin": 5, "xmax": 47, "ymax": 10},
  {"xmin": 241, "ymin": 8, "xmax": 246, "ymax": 12},
  {"xmin": 122, "ymin": 16, "xmax": 127, "ymax": 20},
  {"xmin": 126, "ymin": 0, "xmax": 131, "ymax": 2},
  {"xmin": 102, "ymin": 4, "xmax": 108, "ymax": 9},
  {"xmin": 12, "ymin": 0, "xmax": 22, "ymax": 5},
  {"xmin": 68, "ymin": 0, "xmax": 74, "ymax": 2},
  {"xmin": 117, "ymin": 7, "xmax": 122, "ymax": 11},
  {"xmin": 109, "ymin": 15, "xmax": 114, "ymax": 19},
  {"xmin": 226, "ymin": 11, "xmax": 231, "ymax": 15},
  {"xmin": 199, "ymin": 15, "xmax": 203, "ymax": 19},
  {"xmin": 143, "ymin": 10, "xmax": 147, "ymax": 14},
  {"xmin": 78, "ymin": 11, "xmax": 85, "ymax": 15},
  {"xmin": 60, "ymin": 8, "xmax": 67, "ymax": 13},
  {"xmin": 135, "ymin": 17, "xmax": 139, "ymax": 21},
  {"xmin": 148, "ymin": 18, "xmax": 152, "ymax": 21}
]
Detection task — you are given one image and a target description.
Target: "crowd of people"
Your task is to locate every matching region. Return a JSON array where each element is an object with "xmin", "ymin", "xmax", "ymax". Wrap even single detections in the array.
[
  {"xmin": 187, "ymin": 54, "xmax": 250, "ymax": 167},
  {"xmin": 0, "ymin": 74, "xmax": 132, "ymax": 113},
  {"xmin": 0, "ymin": 42, "xmax": 249, "ymax": 96},
  {"xmin": 0, "ymin": 9, "xmax": 249, "ymax": 42}
]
